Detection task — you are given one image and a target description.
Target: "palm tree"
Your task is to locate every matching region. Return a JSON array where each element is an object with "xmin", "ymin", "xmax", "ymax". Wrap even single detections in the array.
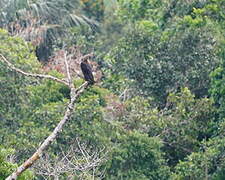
[{"xmin": 0, "ymin": 0, "xmax": 97, "ymax": 60}]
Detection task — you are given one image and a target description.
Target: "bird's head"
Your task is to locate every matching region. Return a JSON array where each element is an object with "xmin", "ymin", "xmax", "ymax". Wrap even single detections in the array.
[{"xmin": 82, "ymin": 58, "xmax": 89, "ymax": 63}]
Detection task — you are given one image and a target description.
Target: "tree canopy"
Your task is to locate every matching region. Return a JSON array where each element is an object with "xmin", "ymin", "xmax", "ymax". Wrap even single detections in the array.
[{"xmin": 0, "ymin": 0, "xmax": 225, "ymax": 179}]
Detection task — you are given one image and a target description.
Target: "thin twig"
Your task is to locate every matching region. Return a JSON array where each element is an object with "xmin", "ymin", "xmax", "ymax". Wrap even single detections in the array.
[{"xmin": 33, "ymin": 140, "xmax": 107, "ymax": 179}]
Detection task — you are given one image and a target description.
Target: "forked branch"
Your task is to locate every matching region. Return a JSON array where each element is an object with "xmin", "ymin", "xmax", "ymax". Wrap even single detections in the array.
[
  {"xmin": 0, "ymin": 52, "xmax": 90, "ymax": 180},
  {"xmin": 0, "ymin": 54, "xmax": 69, "ymax": 86}
]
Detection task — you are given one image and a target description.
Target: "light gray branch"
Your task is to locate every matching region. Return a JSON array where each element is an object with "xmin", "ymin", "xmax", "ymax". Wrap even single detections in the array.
[
  {"xmin": 0, "ymin": 54, "xmax": 69, "ymax": 86},
  {"xmin": 1, "ymin": 51, "xmax": 91, "ymax": 179},
  {"xmin": 33, "ymin": 139, "xmax": 107, "ymax": 179},
  {"xmin": 6, "ymin": 82, "xmax": 88, "ymax": 180},
  {"xmin": 63, "ymin": 51, "xmax": 72, "ymax": 86}
]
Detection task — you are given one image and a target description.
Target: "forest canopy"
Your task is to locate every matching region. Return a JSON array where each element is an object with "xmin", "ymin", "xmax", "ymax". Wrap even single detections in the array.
[{"xmin": 0, "ymin": 0, "xmax": 225, "ymax": 179}]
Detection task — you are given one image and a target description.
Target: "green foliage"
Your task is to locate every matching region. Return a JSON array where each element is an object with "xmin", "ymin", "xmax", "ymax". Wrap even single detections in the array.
[
  {"xmin": 0, "ymin": 29, "xmax": 69, "ymax": 160},
  {"xmin": 118, "ymin": 88, "xmax": 216, "ymax": 166},
  {"xmin": 0, "ymin": 29, "xmax": 42, "ymax": 154},
  {"xmin": 0, "ymin": 0, "xmax": 97, "ymax": 61},
  {"xmin": 0, "ymin": 29, "xmax": 40, "ymax": 70},
  {"xmin": 172, "ymin": 137, "xmax": 225, "ymax": 180},
  {"xmin": 108, "ymin": 23, "xmax": 219, "ymax": 106},
  {"xmin": 105, "ymin": 0, "xmax": 224, "ymax": 107},
  {"xmin": 210, "ymin": 66, "xmax": 225, "ymax": 120},
  {"xmin": 0, "ymin": 147, "xmax": 16, "ymax": 179},
  {"xmin": 160, "ymin": 88, "xmax": 216, "ymax": 165},
  {"xmin": 1, "ymin": 0, "xmax": 225, "ymax": 179},
  {"xmin": 117, "ymin": 0, "xmax": 163, "ymax": 22},
  {"xmin": 58, "ymin": 86, "xmax": 114, "ymax": 147},
  {"xmin": 81, "ymin": 0, "xmax": 104, "ymax": 21},
  {"xmin": 59, "ymin": 26, "xmax": 97, "ymax": 55},
  {"xmin": 0, "ymin": 147, "xmax": 33, "ymax": 180},
  {"xmin": 106, "ymin": 131, "xmax": 170, "ymax": 180}
]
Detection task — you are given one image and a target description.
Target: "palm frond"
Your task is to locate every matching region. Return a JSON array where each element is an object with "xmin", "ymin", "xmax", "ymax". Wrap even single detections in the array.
[
  {"xmin": 1, "ymin": 0, "xmax": 97, "ymax": 30},
  {"xmin": 0, "ymin": 0, "xmax": 99, "ymax": 60}
]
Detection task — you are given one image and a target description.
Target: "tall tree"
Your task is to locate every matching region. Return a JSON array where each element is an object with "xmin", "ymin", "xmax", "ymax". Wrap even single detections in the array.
[{"xmin": 0, "ymin": 0, "xmax": 97, "ymax": 61}]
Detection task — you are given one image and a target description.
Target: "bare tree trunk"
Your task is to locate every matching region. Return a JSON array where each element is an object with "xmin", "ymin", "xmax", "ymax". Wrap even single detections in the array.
[
  {"xmin": 0, "ymin": 51, "xmax": 91, "ymax": 180},
  {"xmin": 6, "ymin": 82, "xmax": 88, "ymax": 180}
]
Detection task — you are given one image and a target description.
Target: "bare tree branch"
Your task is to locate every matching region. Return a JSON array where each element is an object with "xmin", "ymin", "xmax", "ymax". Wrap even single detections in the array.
[
  {"xmin": 33, "ymin": 139, "xmax": 107, "ymax": 179},
  {"xmin": 6, "ymin": 81, "xmax": 88, "ymax": 180},
  {"xmin": 0, "ymin": 54, "xmax": 69, "ymax": 86},
  {"xmin": 1, "ymin": 50, "xmax": 92, "ymax": 179},
  {"xmin": 63, "ymin": 51, "xmax": 72, "ymax": 86}
]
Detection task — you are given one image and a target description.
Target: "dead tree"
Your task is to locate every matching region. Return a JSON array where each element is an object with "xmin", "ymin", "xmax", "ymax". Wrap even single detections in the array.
[{"xmin": 0, "ymin": 51, "xmax": 94, "ymax": 179}]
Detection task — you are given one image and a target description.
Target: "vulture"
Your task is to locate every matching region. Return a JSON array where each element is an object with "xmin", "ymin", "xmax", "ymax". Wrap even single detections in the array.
[{"xmin": 80, "ymin": 59, "xmax": 95, "ymax": 85}]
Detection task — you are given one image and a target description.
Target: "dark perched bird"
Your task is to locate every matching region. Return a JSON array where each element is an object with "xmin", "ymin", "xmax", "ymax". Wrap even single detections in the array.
[{"xmin": 80, "ymin": 59, "xmax": 95, "ymax": 85}]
